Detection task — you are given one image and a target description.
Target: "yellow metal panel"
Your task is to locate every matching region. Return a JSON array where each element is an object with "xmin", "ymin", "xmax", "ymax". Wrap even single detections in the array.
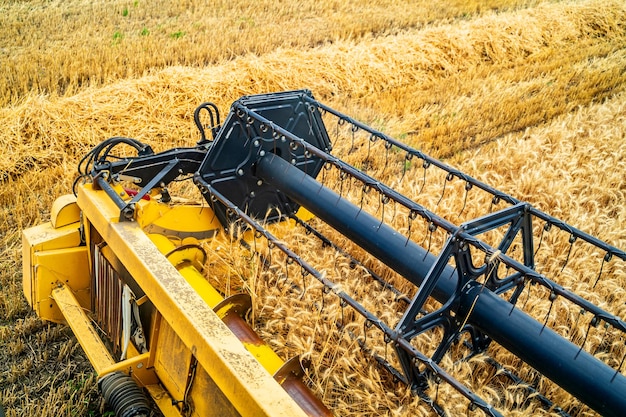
[
  {"xmin": 52, "ymin": 283, "xmax": 115, "ymax": 374},
  {"xmin": 137, "ymin": 199, "xmax": 221, "ymax": 239},
  {"xmin": 22, "ymin": 222, "xmax": 82, "ymax": 252},
  {"xmin": 22, "ymin": 221, "xmax": 82, "ymax": 307},
  {"xmin": 147, "ymin": 233, "xmax": 286, "ymax": 376},
  {"xmin": 33, "ymin": 246, "xmax": 91, "ymax": 323},
  {"xmin": 50, "ymin": 194, "xmax": 81, "ymax": 229},
  {"xmin": 77, "ymin": 183, "xmax": 309, "ymax": 417},
  {"xmin": 154, "ymin": 319, "xmax": 193, "ymax": 402},
  {"xmin": 188, "ymin": 364, "xmax": 243, "ymax": 417}
]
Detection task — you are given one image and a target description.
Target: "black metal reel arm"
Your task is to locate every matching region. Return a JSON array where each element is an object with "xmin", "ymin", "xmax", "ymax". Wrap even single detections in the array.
[
  {"xmin": 76, "ymin": 99, "xmax": 222, "ymax": 221},
  {"xmin": 88, "ymin": 145, "xmax": 210, "ymax": 221}
]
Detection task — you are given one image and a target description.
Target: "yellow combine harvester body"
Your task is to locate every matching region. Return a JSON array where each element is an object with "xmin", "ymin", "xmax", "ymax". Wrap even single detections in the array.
[{"xmin": 22, "ymin": 182, "xmax": 329, "ymax": 417}]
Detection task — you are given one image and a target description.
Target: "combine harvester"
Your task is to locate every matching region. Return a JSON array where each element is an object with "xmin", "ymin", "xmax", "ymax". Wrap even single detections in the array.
[{"xmin": 23, "ymin": 90, "xmax": 626, "ymax": 416}]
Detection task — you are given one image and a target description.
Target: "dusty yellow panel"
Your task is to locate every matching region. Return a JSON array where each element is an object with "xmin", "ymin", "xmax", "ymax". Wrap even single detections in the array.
[
  {"xmin": 33, "ymin": 246, "xmax": 91, "ymax": 323},
  {"xmin": 145, "ymin": 384, "xmax": 184, "ymax": 417},
  {"xmin": 188, "ymin": 363, "xmax": 242, "ymax": 417},
  {"xmin": 22, "ymin": 220, "xmax": 82, "ymax": 253},
  {"xmin": 137, "ymin": 199, "xmax": 221, "ymax": 239},
  {"xmin": 154, "ymin": 318, "xmax": 193, "ymax": 402},
  {"xmin": 77, "ymin": 183, "xmax": 310, "ymax": 417},
  {"xmin": 151, "ymin": 236, "xmax": 286, "ymax": 378},
  {"xmin": 22, "ymin": 221, "xmax": 83, "ymax": 306}
]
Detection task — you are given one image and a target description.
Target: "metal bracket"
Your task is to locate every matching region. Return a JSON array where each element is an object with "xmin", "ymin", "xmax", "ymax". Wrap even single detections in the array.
[
  {"xmin": 461, "ymin": 202, "xmax": 535, "ymax": 296},
  {"xmin": 393, "ymin": 203, "xmax": 536, "ymax": 388}
]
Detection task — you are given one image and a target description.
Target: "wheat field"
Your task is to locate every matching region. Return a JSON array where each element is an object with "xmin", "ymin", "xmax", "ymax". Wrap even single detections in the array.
[{"xmin": 1, "ymin": 0, "xmax": 625, "ymax": 415}]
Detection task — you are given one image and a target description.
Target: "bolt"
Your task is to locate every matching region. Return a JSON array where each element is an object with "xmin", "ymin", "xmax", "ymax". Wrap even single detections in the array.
[
  {"xmin": 253, "ymin": 140, "xmax": 260, "ymax": 147},
  {"xmin": 250, "ymin": 191, "xmax": 256, "ymax": 198},
  {"xmin": 291, "ymin": 158, "xmax": 296, "ymax": 165},
  {"xmin": 259, "ymin": 150, "xmax": 266, "ymax": 157},
  {"xmin": 123, "ymin": 205, "xmax": 135, "ymax": 220},
  {"xmin": 237, "ymin": 169, "xmax": 244, "ymax": 176},
  {"xmin": 257, "ymin": 180, "xmax": 263, "ymax": 186}
]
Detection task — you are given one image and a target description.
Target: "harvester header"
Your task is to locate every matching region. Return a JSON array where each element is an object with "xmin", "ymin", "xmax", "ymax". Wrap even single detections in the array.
[{"xmin": 23, "ymin": 90, "xmax": 626, "ymax": 416}]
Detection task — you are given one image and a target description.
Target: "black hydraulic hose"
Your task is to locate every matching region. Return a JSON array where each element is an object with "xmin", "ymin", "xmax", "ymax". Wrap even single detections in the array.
[{"xmin": 256, "ymin": 154, "xmax": 626, "ymax": 417}]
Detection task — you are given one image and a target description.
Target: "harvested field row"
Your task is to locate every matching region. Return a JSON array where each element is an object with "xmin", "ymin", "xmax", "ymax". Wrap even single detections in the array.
[
  {"xmin": 0, "ymin": 0, "xmax": 543, "ymax": 107},
  {"xmin": 2, "ymin": 0, "xmax": 624, "ymax": 189}
]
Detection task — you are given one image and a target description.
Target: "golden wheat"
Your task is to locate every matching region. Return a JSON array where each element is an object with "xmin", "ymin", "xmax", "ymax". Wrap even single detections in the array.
[{"xmin": 1, "ymin": 0, "xmax": 625, "ymax": 415}]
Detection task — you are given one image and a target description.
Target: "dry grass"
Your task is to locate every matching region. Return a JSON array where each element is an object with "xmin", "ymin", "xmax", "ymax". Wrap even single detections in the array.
[
  {"xmin": 1, "ymin": 0, "xmax": 626, "ymax": 415},
  {"xmin": 0, "ymin": 0, "xmax": 541, "ymax": 107}
]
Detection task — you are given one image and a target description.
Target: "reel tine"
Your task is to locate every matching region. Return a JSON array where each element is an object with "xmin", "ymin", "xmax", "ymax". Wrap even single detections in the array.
[
  {"xmin": 593, "ymin": 252, "xmax": 612, "ymax": 289},
  {"xmin": 612, "ymin": 347, "xmax": 626, "ymax": 383},
  {"xmin": 575, "ymin": 315, "xmax": 597, "ymax": 359},
  {"xmin": 350, "ymin": 123, "xmax": 359, "ymax": 154},
  {"xmin": 458, "ymin": 181, "xmax": 473, "ymax": 218},
  {"xmin": 437, "ymin": 172, "xmax": 454, "ymax": 207},
  {"xmin": 488, "ymin": 195, "xmax": 500, "ymax": 213},
  {"xmin": 534, "ymin": 221, "xmax": 551, "ymax": 258},
  {"xmin": 541, "ymin": 291, "xmax": 558, "ymax": 334},
  {"xmin": 559, "ymin": 233, "xmax": 577, "ymax": 274},
  {"xmin": 401, "ymin": 152, "xmax": 413, "ymax": 182},
  {"xmin": 420, "ymin": 159, "xmax": 430, "ymax": 194},
  {"xmin": 383, "ymin": 140, "xmax": 393, "ymax": 177}
]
